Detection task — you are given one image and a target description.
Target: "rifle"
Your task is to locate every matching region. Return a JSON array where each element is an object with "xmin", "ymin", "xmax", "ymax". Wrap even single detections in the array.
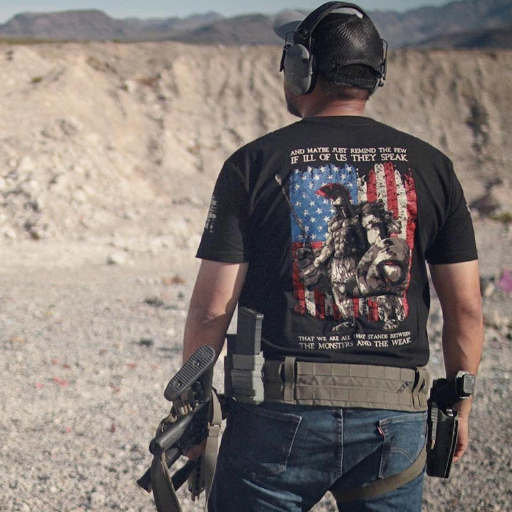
[{"xmin": 137, "ymin": 346, "xmax": 223, "ymax": 511}]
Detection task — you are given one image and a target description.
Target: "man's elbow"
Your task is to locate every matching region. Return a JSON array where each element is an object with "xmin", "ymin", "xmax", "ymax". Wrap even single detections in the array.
[
  {"xmin": 446, "ymin": 296, "xmax": 483, "ymax": 327},
  {"xmin": 460, "ymin": 295, "xmax": 483, "ymax": 320},
  {"xmin": 187, "ymin": 293, "xmax": 238, "ymax": 324}
]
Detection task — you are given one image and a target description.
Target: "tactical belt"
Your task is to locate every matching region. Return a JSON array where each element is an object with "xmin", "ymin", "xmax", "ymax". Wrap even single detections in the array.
[{"xmin": 259, "ymin": 358, "xmax": 429, "ymax": 412}]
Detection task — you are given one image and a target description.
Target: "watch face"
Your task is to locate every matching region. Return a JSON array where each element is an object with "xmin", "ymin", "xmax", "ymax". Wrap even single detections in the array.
[{"xmin": 458, "ymin": 374, "xmax": 476, "ymax": 397}]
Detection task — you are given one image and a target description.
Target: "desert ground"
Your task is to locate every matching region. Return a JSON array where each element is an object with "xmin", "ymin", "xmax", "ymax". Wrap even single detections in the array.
[{"xmin": 0, "ymin": 42, "xmax": 511, "ymax": 511}]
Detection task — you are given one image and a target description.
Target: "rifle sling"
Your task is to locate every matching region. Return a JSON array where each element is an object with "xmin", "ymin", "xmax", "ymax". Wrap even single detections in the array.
[
  {"xmin": 331, "ymin": 446, "xmax": 426, "ymax": 503},
  {"xmin": 203, "ymin": 390, "xmax": 222, "ymax": 501},
  {"xmin": 150, "ymin": 453, "xmax": 182, "ymax": 512},
  {"xmin": 150, "ymin": 391, "xmax": 223, "ymax": 512}
]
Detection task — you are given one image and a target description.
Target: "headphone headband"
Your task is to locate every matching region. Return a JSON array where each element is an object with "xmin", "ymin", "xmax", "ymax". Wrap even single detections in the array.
[{"xmin": 294, "ymin": 2, "xmax": 370, "ymax": 48}]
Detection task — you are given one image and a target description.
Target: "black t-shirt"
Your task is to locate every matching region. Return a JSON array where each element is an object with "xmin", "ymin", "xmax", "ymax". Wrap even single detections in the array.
[{"xmin": 197, "ymin": 116, "xmax": 477, "ymax": 368}]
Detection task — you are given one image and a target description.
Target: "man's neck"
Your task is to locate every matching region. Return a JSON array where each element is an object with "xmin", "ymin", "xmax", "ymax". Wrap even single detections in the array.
[{"xmin": 301, "ymin": 97, "xmax": 366, "ymax": 118}]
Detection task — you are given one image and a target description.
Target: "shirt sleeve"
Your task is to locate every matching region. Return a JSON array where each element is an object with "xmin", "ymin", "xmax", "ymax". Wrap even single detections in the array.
[
  {"xmin": 196, "ymin": 160, "xmax": 250, "ymax": 263},
  {"xmin": 425, "ymin": 163, "xmax": 478, "ymax": 265}
]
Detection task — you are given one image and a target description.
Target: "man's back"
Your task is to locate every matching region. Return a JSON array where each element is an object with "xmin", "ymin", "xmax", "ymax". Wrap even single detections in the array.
[{"xmin": 197, "ymin": 116, "xmax": 477, "ymax": 368}]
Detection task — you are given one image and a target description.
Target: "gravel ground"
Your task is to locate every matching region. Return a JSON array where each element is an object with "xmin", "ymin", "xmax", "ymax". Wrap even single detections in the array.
[{"xmin": 0, "ymin": 219, "xmax": 511, "ymax": 512}]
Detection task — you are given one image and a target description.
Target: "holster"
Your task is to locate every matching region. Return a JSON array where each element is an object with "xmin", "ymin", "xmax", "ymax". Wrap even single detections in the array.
[{"xmin": 426, "ymin": 400, "xmax": 459, "ymax": 478}]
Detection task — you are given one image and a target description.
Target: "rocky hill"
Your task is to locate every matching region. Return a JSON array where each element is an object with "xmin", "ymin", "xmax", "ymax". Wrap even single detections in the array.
[
  {"xmin": 372, "ymin": 0, "xmax": 512, "ymax": 47},
  {"xmin": 0, "ymin": 10, "xmax": 222, "ymax": 41},
  {"xmin": 176, "ymin": 0, "xmax": 512, "ymax": 48},
  {"xmin": 0, "ymin": 10, "xmax": 127, "ymax": 40},
  {"xmin": 415, "ymin": 22, "xmax": 512, "ymax": 48},
  {"xmin": 0, "ymin": 0, "xmax": 511, "ymax": 48},
  {"xmin": 0, "ymin": 42, "xmax": 510, "ymax": 242},
  {"xmin": 167, "ymin": 14, "xmax": 276, "ymax": 46}
]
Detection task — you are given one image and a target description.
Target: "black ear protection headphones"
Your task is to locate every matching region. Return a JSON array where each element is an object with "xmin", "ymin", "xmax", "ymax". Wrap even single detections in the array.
[{"xmin": 279, "ymin": 1, "xmax": 387, "ymax": 96}]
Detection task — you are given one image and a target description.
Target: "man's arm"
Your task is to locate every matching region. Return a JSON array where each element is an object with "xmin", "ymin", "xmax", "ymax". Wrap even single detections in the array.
[
  {"xmin": 182, "ymin": 260, "xmax": 249, "ymax": 364},
  {"xmin": 429, "ymin": 260, "xmax": 484, "ymax": 462}
]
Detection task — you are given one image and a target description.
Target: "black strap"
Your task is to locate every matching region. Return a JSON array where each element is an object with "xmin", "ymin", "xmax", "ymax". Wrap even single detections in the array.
[{"xmin": 331, "ymin": 446, "xmax": 426, "ymax": 503}]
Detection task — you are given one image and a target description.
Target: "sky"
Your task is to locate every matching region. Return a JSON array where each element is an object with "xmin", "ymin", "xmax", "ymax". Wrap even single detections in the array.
[{"xmin": 0, "ymin": 0, "xmax": 458, "ymax": 23}]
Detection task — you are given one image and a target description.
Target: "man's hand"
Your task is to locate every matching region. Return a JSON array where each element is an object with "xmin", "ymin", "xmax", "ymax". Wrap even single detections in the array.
[
  {"xmin": 185, "ymin": 439, "xmax": 207, "ymax": 461},
  {"xmin": 453, "ymin": 414, "xmax": 469, "ymax": 463}
]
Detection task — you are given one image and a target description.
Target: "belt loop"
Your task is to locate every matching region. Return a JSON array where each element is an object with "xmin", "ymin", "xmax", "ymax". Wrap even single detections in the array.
[{"xmin": 283, "ymin": 357, "xmax": 296, "ymax": 403}]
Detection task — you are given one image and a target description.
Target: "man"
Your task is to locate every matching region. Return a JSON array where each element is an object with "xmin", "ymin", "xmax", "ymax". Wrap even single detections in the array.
[{"xmin": 183, "ymin": 3, "xmax": 483, "ymax": 511}]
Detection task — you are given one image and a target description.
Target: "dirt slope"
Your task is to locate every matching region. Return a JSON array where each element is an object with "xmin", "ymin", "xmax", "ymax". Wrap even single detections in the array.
[{"xmin": 0, "ymin": 43, "xmax": 510, "ymax": 241}]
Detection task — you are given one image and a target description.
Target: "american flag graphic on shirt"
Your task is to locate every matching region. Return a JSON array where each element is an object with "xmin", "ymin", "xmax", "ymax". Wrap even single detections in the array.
[{"xmin": 289, "ymin": 162, "xmax": 417, "ymax": 323}]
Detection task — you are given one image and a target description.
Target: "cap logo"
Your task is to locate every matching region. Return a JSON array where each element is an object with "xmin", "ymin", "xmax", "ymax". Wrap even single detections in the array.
[{"xmin": 332, "ymin": 7, "xmax": 363, "ymax": 17}]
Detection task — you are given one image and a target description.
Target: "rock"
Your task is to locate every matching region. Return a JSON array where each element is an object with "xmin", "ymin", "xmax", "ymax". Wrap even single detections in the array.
[
  {"xmin": 3, "ymin": 227, "xmax": 17, "ymax": 239},
  {"xmin": 144, "ymin": 296, "xmax": 165, "ymax": 308},
  {"xmin": 29, "ymin": 227, "xmax": 43, "ymax": 240},
  {"xmin": 489, "ymin": 182, "xmax": 512, "ymax": 212},
  {"xmin": 121, "ymin": 79, "xmax": 136, "ymax": 93},
  {"xmin": 59, "ymin": 117, "xmax": 83, "ymax": 137},
  {"xmin": 73, "ymin": 189, "xmax": 87, "ymax": 204},
  {"xmin": 138, "ymin": 338, "xmax": 154, "ymax": 347},
  {"xmin": 162, "ymin": 275, "xmax": 185, "ymax": 286},
  {"xmin": 8, "ymin": 336, "xmax": 27, "ymax": 345},
  {"xmin": 496, "ymin": 269, "xmax": 512, "ymax": 293},
  {"xmin": 18, "ymin": 156, "xmax": 35, "ymax": 173},
  {"xmin": 480, "ymin": 276, "xmax": 495, "ymax": 298},
  {"xmin": 484, "ymin": 311, "xmax": 510, "ymax": 329},
  {"xmin": 470, "ymin": 181, "xmax": 512, "ymax": 220},
  {"xmin": 90, "ymin": 491, "xmax": 106, "ymax": 508},
  {"xmin": 107, "ymin": 252, "xmax": 126, "ymax": 265},
  {"xmin": 33, "ymin": 198, "xmax": 44, "ymax": 212}
]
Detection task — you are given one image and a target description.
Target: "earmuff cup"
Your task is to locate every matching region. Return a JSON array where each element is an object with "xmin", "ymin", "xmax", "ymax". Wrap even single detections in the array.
[{"xmin": 283, "ymin": 44, "xmax": 315, "ymax": 96}]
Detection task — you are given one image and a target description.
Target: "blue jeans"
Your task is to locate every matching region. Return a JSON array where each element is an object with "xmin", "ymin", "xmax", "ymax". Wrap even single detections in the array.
[{"xmin": 208, "ymin": 402, "xmax": 427, "ymax": 512}]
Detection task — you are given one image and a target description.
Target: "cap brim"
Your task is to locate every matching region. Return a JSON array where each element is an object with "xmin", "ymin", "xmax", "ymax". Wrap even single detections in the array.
[
  {"xmin": 273, "ymin": 10, "xmax": 305, "ymax": 41},
  {"xmin": 273, "ymin": 7, "xmax": 364, "ymax": 40}
]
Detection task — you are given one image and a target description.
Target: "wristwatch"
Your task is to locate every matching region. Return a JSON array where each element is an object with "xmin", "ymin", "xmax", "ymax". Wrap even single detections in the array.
[
  {"xmin": 454, "ymin": 371, "xmax": 476, "ymax": 399},
  {"xmin": 430, "ymin": 371, "xmax": 476, "ymax": 410}
]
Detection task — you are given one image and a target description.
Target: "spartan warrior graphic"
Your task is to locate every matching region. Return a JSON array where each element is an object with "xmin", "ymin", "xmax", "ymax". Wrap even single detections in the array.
[
  {"xmin": 302, "ymin": 183, "xmax": 368, "ymax": 329},
  {"xmin": 287, "ymin": 162, "xmax": 416, "ymax": 332}
]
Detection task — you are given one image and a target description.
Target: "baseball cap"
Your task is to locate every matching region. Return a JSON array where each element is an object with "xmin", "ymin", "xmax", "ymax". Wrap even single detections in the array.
[
  {"xmin": 273, "ymin": 4, "xmax": 385, "ymax": 89},
  {"xmin": 273, "ymin": 7, "xmax": 363, "ymax": 41}
]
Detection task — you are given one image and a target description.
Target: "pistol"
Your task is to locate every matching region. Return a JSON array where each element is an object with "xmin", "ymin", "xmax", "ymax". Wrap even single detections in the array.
[{"xmin": 427, "ymin": 371, "xmax": 475, "ymax": 478}]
